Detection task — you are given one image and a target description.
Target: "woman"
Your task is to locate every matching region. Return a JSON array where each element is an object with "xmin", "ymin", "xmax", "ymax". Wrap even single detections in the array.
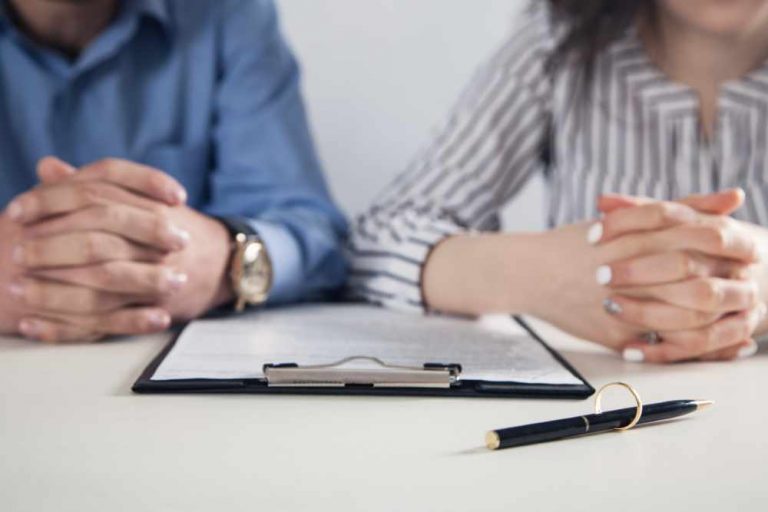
[{"xmin": 349, "ymin": 0, "xmax": 768, "ymax": 363}]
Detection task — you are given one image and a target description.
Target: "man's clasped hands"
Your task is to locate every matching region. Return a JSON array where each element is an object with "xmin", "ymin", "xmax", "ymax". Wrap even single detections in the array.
[
  {"xmin": 1, "ymin": 156, "xmax": 765, "ymax": 364},
  {"xmin": 0, "ymin": 157, "xmax": 234, "ymax": 343}
]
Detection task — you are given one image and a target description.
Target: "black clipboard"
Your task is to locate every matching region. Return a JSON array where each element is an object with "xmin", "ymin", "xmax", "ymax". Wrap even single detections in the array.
[{"xmin": 132, "ymin": 309, "xmax": 594, "ymax": 399}]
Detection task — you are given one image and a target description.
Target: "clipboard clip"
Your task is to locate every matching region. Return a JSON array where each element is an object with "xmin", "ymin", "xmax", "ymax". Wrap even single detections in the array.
[{"xmin": 263, "ymin": 356, "xmax": 462, "ymax": 388}]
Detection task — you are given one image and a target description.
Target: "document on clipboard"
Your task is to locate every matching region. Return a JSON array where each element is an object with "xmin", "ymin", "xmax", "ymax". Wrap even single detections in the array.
[{"xmin": 133, "ymin": 303, "xmax": 593, "ymax": 399}]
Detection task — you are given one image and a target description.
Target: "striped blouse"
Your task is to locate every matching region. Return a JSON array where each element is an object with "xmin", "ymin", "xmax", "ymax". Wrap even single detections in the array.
[{"xmin": 347, "ymin": 3, "xmax": 768, "ymax": 312}]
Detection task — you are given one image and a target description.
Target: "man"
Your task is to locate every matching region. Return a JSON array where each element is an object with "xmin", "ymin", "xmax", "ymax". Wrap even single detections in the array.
[{"xmin": 0, "ymin": 0, "xmax": 348, "ymax": 343}]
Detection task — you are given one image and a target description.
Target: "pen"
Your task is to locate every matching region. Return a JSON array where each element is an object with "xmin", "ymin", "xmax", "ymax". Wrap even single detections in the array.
[{"xmin": 486, "ymin": 399, "xmax": 713, "ymax": 450}]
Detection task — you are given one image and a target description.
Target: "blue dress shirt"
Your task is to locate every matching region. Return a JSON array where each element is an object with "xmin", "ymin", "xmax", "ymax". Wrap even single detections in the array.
[{"xmin": 0, "ymin": 0, "xmax": 348, "ymax": 304}]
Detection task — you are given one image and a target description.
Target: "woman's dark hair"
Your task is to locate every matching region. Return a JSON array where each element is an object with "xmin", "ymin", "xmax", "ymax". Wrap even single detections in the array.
[{"xmin": 547, "ymin": 0, "xmax": 653, "ymax": 76}]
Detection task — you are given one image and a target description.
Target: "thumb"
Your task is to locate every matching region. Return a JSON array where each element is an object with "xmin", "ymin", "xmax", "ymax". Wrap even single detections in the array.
[
  {"xmin": 599, "ymin": 188, "xmax": 745, "ymax": 216},
  {"xmin": 37, "ymin": 156, "xmax": 77, "ymax": 184},
  {"xmin": 598, "ymin": 194, "xmax": 649, "ymax": 214},
  {"xmin": 677, "ymin": 188, "xmax": 744, "ymax": 215}
]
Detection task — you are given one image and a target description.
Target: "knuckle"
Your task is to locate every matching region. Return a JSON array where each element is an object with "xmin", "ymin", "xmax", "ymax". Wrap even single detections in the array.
[
  {"xmin": 79, "ymin": 289, "xmax": 100, "ymax": 312},
  {"xmin": 703, "ymin": 225, "xmax": 728, "ymax": 251},
  {"xmin": 674, "ymin": 252, "xmax": 694, "ymax": 278},
  {"xmin": 102, "ymin": 204, "xmax": 126, "ymax": 227},
  {"xmin": 82, "ymin": 232, "xmax": 103, "ymax": 262},
  {"xmin": 79, "ymin": 183, "xmax": 104, "ymax": 204},
  {"xmin": 694, "ymin": 278, "xmax": 722, "ymax": 310},
  {"xmin": 94, "ymin": 264, "xmax": 117, "ymax": 288},
  {"xmin": 654, "ymin": 202, "xmax": 675, "ymax": 224}
]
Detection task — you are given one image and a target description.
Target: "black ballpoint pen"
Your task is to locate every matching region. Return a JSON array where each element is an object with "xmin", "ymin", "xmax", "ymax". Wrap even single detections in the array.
[{"xmin": 486, "ymin": 399, "xmax": 713, "ymax": 450}]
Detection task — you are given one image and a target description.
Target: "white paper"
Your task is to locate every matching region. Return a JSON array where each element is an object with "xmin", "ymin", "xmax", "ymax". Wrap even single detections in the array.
[{"xmin": 151, "ymin": 304, "xmax": 582, "ymax": 386}]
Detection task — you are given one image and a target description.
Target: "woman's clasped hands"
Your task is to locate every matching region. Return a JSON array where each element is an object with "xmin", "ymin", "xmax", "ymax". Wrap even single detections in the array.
[{"xmin": 590, "ymin": 189, "xmax": 766, "ymax": 363}]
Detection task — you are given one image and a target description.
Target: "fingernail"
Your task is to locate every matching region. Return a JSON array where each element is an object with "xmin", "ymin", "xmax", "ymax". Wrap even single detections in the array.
[
  {"xmin": 166, "ymin": 269, "xmax": 188, "ymax": 290},
  {"xmin": 168, "ymin": 224, "xmax": 190, "ymax": 249},
  {"xmin": 759, "ymin": 303, "xmax": 767, "ymax": 320},
  {"xmin": 587, "ymin": 222, "xmax": 603, "ymax": 245},
  {"xmin": 19, "ymin": 319, "xmax": 43, "ymax": 339},
  {"xmin": 168, "ymin": 187, "xmax": 187, "ymax": 205},
  {"xmin": 11, "ymin": 245, "xmax": 24, "ymax": 265},
  {"xmin": 603, "ymin": 298, "xmax": 623, "ymax": 315},
  {"xmin": 595, "ymin": 265, "xmax": 612, "ymax": 285},
  {"xmin": 623, "ymin": 348, "xmax": 645, "ymax": 363},
  {"xmin": 147, "ymin": 311, "xmax": 171, "ymax": 329},
  {"xmin": 737, "ymin": 341, "xmax": 758, "ymax": 359},
  {"xmin": 5, "ymin": 200, "xmax": 22, "ymax": 221},
  {"xmin": 7, "ymin": 280, "xmax": 24, "ymax": 300}
]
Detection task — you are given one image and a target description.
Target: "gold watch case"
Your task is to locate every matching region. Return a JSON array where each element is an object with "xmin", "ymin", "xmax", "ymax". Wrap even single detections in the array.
[{"xmin": 230, "ymin": 233, "xmax": 273, "ymax": 311}]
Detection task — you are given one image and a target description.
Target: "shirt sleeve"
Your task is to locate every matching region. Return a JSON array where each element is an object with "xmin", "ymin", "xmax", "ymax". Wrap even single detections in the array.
[
  {"xmin": 204, "ymin": 0, "xmax": 348, "ymax": 304},
  {"xmin": 347, "ymin": 4, "xmax": 555, "ymax": 312}
]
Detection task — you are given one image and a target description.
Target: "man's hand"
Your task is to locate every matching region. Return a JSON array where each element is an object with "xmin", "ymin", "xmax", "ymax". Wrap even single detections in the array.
[
  {"xmin": 591, "ymin": 189, "xmax": 766, "ymax": 363},
  {"xmin": 0, "ymin": 212, "xmax": 24, "ymax": 334},
  {"xmin": 5, "ymin": 157, "xmax": 233, "ymax": 343}
]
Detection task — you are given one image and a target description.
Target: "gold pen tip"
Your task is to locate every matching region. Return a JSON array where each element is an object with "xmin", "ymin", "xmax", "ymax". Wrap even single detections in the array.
[
  {"xmin": 694, "ymin": 400, "xmax": 715, "ymax": 411},
  {"xmin": 485, "ymin": 431, "xmax": 500, "ymax": 450}
]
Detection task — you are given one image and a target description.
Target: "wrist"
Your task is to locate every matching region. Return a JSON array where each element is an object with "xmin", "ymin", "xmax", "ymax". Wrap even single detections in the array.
[{"xmin": 422, "ymin": 232, "xmax": 546, "ymax": 316}]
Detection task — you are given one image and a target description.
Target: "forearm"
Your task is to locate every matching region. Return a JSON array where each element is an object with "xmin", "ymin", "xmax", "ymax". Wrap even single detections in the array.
[{"xmin": 422, "ymin": 232, "xmax": 547, "ymax": 317}]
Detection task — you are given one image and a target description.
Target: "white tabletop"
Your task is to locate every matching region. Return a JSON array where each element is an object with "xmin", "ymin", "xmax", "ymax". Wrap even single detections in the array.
[{"xmin": 1, "ymin": 317, "xmax": 765, "ymax": 512}]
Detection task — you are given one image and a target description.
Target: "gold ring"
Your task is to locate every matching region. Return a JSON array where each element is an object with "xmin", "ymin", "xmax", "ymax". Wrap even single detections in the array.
[{"xmin": 593, "ymin": 382, "xmax": 643, "ymax": 432}]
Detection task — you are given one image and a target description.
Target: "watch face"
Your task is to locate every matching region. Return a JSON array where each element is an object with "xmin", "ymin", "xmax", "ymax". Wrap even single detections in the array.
[{"xmin": 238, "ymin": 240, "xmax": 271, "ymax": 300}]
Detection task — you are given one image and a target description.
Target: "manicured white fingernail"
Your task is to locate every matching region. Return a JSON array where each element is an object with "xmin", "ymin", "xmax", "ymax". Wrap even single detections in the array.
[
  {"xmin": 19, "ymin": 319, "xmax": 43, "ymax": 338},
  {"xmin": 738, "ymin": 341, "xmax": 758, "ymax": 359},
  {"xmin": 759, "ymin": 303, "xmax": 767, "ymax": 320},
  {"xmin": 623, "ymin": 348, "xmax": 645, "ymax": 363},
  {"xmin": 595, "ymin": 265, "xmax": 612, "ymax": 285},
  {"xmin": 587, "ymin": 222, "xmax": 603, "ymax": 245},
  {"xmin": 147, "ymin": 311, "xmax": 171, "ymax": 329},
  {"xmin": 168, "ymin": 225, "xmax": 190, "ymax": 249},
  {"xmin": 11, "ymin": 245, "xmax": 24, "ymax": 265},
  {"xmin": 168, "ymin": 187, "xmax": 187, "ymax": 205},
  {"xmin": 603, "ymin": 298, "xmax": 623, "ymax": 315},
  {"xmin": 166, "ymin": 270, "xmax": 188, "ymax": 290},
  {"xmin": 5, "ymin": 200, "xmax": 22, "ymax": 221},
  {"xmin": 7, "ymin": 280, "xmax": 24, "ymax": 300}
]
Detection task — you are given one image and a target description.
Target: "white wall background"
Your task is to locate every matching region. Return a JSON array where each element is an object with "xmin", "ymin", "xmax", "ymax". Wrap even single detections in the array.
[{"xmin": 277, "ymin": 0, "xmax": 546, "ymax": 232}]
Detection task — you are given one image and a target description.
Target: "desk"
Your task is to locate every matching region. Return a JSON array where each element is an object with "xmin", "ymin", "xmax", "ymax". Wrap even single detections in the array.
[{"xmin": 1, "ymin": 318, "xmax": 765, "ymax": 512}]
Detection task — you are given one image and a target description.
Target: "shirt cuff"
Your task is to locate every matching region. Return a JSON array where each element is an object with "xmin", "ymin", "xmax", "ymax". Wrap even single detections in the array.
[{"xmin": 245, "ymin": 218, "xmax": 303, "ymax": 304}]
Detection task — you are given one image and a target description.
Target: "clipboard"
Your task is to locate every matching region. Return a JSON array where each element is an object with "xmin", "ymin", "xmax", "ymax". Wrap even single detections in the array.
[{"xmin": 132, "ymin": 304, "xmax": 594, "ymax": 399}]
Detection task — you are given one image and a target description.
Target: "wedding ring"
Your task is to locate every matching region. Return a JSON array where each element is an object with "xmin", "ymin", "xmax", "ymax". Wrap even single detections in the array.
[
  {"xmin": 642, "ymin": 331, "xmax": 662, "ymax": 345},
  {"xmin": 593, "ymin": 381, "xmax": 644, "ymax": 432}
]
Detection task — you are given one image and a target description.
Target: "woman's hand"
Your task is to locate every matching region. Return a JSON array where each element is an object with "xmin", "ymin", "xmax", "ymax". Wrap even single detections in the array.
[{"xmin": 592, "ymin": 189, "xmax": 767, "ymax": 363}]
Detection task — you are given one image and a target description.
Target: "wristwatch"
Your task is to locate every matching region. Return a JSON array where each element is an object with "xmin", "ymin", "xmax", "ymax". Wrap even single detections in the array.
[{"xmin": 219, "ymin": 218, "xmax": 273, "ymax": 312}]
